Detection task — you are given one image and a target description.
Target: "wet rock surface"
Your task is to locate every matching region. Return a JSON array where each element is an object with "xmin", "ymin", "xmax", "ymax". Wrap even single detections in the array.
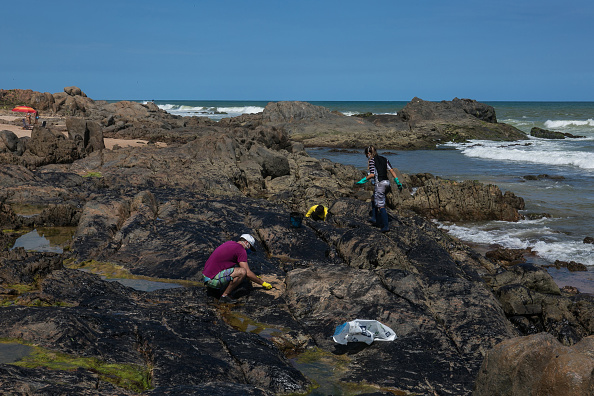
[{"xmin": 0, "ymin": 89, "xmax": 592, "ymax": 395}]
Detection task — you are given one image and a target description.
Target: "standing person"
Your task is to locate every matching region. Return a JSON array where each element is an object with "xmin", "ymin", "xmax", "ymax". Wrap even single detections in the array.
[
  {"xmin": 356, "ymin": 145, "xmax": 403, "ymax": 232},
  {"xmin": 34, "ymin": 111, "xmax": 39, "ymax": 125},
  {"xmin": 202, "ymin": 234, "xmax": 272, "ymax": 304},
  {"xmin": 26, "ymin": 112, "xmax": 32, "ymax": 127}
]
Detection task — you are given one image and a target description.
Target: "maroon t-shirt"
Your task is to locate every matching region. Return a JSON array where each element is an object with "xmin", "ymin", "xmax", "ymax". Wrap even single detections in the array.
[{"xmin": 202, "ymin": 241, "xmax": 247, "ymax": 278}]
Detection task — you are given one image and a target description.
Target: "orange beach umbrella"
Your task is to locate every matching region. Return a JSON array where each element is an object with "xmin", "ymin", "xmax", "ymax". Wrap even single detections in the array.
[{"xmin": 12, "ymin": 106, "xmax": 36, "ymax": 113}]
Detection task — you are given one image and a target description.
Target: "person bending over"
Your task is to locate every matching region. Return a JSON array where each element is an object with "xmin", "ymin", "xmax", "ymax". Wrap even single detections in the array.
[
  {"xmin": 305, "ymin": 204, "xmax": 328, "ymax": 221},
  {"xmin": 202, "ymin": 234, "xmax": 272, "ymax": 304}
]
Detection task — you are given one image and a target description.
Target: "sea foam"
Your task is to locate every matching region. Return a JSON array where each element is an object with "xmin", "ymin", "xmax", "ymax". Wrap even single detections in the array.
[
  {"xmin": 544, "ymin": 119, "xmax": 594, "ymax": 129},
  {"xmin": 437, "ymin": 221, "xmax": 594, "ymax": 266},
  {"xmin": 450, "ymin": 140, "xmax": 594, "ymax": 170}
]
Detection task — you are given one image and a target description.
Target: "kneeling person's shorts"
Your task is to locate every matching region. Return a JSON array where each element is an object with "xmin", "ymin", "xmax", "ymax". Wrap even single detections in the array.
[{"xmin": 203, "ymin": 268, "xmax": 234, "ymax": 289}]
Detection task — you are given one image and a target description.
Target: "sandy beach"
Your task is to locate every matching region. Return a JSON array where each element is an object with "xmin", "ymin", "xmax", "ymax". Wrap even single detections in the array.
[{"xmin": 0, "ymin": 115, "xmax": 166, "ymax": 150}]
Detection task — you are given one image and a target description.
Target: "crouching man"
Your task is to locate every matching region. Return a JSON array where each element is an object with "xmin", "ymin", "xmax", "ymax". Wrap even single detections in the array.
[{"xmin": 202, "ymin": 234, "xmax": 272, "ymax": 304}]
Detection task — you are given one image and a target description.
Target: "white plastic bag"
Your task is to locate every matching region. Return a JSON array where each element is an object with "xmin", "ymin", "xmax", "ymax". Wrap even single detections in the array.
[{"xmin": 332, "ymin": 319, "xmax": 397, "ymax": 345}]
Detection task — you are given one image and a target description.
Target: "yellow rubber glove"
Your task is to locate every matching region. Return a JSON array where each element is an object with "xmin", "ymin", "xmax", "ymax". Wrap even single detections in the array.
[{"xmin": 262, "ymin": 282, "xmax": 272, "ymax": 290}]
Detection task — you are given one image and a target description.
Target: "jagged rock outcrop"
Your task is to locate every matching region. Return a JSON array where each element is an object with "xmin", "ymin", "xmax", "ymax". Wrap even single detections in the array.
[
  {"xmin": 0, "ymin": 120, "xmax": 105, "ymax": 169},
  {"xmin": 66, "ymin": 117, "xmax": 105, "ymax": 153},
  {"xmin": 389, "ymin": 174, "xmax": 525, "ymax": 222},
  {"xmin": 260, "ymin": 97, "xmax": 527, "ymax": 149}
]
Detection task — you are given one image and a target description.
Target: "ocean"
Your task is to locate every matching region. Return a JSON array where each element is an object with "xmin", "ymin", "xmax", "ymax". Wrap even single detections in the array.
[{"xmin": 146, "ymin": 100, "xmax": 594, "ymax": 293}]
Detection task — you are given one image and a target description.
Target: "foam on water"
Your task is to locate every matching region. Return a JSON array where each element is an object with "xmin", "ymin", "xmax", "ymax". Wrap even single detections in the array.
[
  {"xmin": 437, "ymin": 220, "xmax": 594, "ymax": 266},
  {"xmin": 447, "ymin": 140, "xmax": 594, "ymax": 171},
  {"xmin": 544, "ymin": 119, "xmax": 594, "ymax": 129}
]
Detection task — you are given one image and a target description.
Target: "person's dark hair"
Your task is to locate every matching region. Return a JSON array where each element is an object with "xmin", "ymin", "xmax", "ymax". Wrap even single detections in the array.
[
  {"xmin": 364, "ymin": 145, "xmax": 377, "ymax": 157},
  {"xmin": 313, "ymin": 205, "xmax": 325, "ymax": 221}
]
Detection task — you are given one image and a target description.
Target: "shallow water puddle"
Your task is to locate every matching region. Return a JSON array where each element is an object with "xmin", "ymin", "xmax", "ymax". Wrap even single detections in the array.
[
  {"xmin": 10, "ymin": 227, "xmax": 76, "ymax": 253},
  {"xmin": 0, "ymin": 343, "xmax": 34, "ymax": 364},
  {"xmin": 103, "ymin": 277, "xmax": 184, "ymax": 292},
  {"xmin": 547, "ymin": 266, "xmax": 594, "ymax": 294},
  {"xmin": 221, "ymin": 310, "xmax": 286, "ymax": 341},
  {"xmin": 290, "ymin": 347, "xmax": 390, "ymax": 396}
]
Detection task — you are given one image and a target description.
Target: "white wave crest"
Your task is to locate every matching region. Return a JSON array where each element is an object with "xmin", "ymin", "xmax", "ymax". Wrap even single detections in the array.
[
  {"xmin": 342, "ymin": 111, "xmax": 398, "ymax": 116},
  {"xmin": 216, "ymin": 106, "xmax": 263, "ymax": 114},
  {"xmin": 437, "ymin": 222, "xmax": 594, "ymax": 266},
  {"xmin": 452, "ymin": 141, "xmax": 594, "ymax": 170},
  {"xmin": 533, "ymin": 240, "xmax": 594, "ymax": 266},
  {"xmin": 544, "ymin": 119, "xmax": 594, "ymax": 129}
]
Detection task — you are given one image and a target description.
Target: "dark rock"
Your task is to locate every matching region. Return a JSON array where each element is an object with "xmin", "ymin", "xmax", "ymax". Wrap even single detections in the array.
[
  {"xmin": 522, "ymin": 212, "xmax": 552, "ymax": 220},
  {"xmin": 553, "ymin": 260, "xmax": 588, "ymax": 272},
  {"xmin": 583, "ymin": 236, "xmax": 594, "ymax": 244},
  {"xmin": 0, "ymin": 248, "xmax": 63, "ymax": 285},
  {"xmin": 523, "ymin": 174, "xmax": 565, "ymax": 181},
  {"xmin": 0, "ymin": 130, "xmax": 19, "ymax": 153},
  {"xmin": 485, "ymin": 247, "xmax": 531, "ymax": 266},
  {"xmin": 0, "ymin": 201, "xmax": 19, "ymax": 229},
  {"xmin": 531, "ymin": 127, "xmax": 586, "ymax": 139}
]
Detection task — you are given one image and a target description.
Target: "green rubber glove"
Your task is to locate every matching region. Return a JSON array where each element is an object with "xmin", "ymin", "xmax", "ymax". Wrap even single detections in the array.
[
  {"xmin": 262, "ymin": 282, "xmax": 272, "ymax": 290},
  {"xmin": 356, "ymin": 177, "xmax": 368, "ymax": 184},
  {"xmin": 394, "ymin": 177, "xmax": 403, "ymax": 192}
]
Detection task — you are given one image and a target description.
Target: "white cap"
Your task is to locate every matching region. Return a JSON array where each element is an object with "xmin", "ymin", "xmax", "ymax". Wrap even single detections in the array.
[{"xmin": 240, "ymin": 234, "xmax": 256, "ymax": 251}]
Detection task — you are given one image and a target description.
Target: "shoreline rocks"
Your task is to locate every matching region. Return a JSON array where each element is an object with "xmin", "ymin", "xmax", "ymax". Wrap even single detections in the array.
[
  {"xmin": 0, "ymin": 87, "xmax": 591, "ymax": 395},
  {"xmin": 2, "ymin": 88, "xmax": 529, "ymax": 150}
]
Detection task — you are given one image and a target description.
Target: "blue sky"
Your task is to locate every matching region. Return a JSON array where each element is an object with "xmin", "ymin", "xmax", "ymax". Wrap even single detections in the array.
[{"xmin": 2, "ymin": 0, "xmax": 593, "ymax": 101}]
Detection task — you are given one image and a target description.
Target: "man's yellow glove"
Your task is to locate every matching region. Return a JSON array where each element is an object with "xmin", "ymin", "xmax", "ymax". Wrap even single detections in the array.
[{"xmin": 262, "ymin": 282, "xmax": 272, "ymax": 290}]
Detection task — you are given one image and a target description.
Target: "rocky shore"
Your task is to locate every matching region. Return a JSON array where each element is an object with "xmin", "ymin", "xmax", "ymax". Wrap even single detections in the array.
[{"xmin": 1, "ymin": 88, "xmax": 592, "ymax": 395}]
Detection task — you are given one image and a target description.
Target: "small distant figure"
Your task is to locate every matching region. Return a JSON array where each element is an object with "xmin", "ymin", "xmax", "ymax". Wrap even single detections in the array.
[
  {"xmin": 26, "ymin": 112, "xmax": 32, "ymax": 126},
  {"xmin": 34, "ymin": 111, "xmax": 39, "ymax": 125},
  {"xmin": 21, "ymin": 118, "xmax": 33, "ymax": 130},
  {"xmin": 305, "ymin": 204, "xmax": 328, "ymax": 221}
]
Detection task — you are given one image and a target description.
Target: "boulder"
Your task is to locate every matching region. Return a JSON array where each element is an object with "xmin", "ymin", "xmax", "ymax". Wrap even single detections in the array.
[
  {"xmin": 474, "ymin": 333, "xmax": 594, "ymax": 396},
  {"xmin": 0, "ymin": 130, "xmax": 19, "ymax": 153},
  {"xmin": 66, "ymin": 117, "xmax": 105, "ymax": 153},
  {"xmin": 64, "ymin": 86, "xmax": 86, "ymax": 97},
  {"xmin": 553, "ymin": 260, "xmax": 588, "ymax": 272},
  {"xmin": 531, "ymin": 126, "xmax": 585, "ymax": 139},
  {"xmin": 27, "ymin": 126, "xmax": 82, "ymax": 164},
  {"xmin": 485, "ymin": 247, "xmax": 531, "ymax": 266}
]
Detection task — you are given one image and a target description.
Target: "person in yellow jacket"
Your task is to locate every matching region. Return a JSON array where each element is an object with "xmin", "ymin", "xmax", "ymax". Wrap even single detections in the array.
[{"xmin": 305, "ymin": 205, "xmax": 328, "ymax": 221}]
